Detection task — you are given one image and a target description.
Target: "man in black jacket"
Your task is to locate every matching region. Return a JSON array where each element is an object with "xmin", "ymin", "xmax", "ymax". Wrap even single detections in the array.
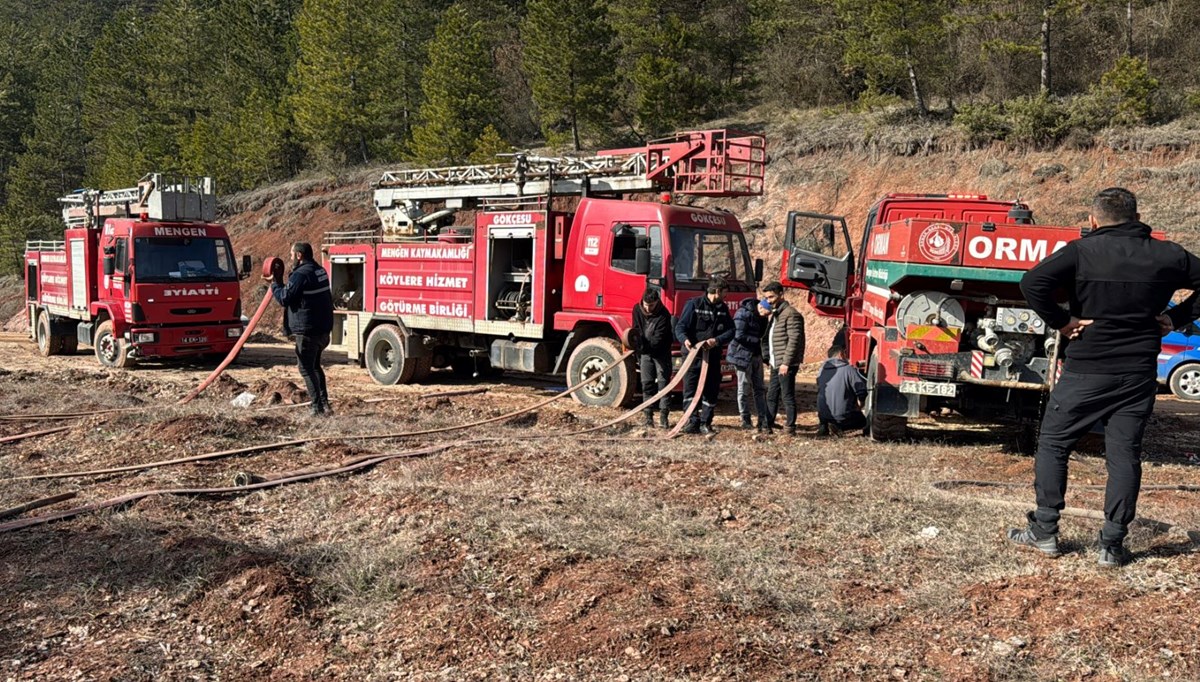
[
  {"xmin": 632, "ymin": 287, "xmax": 673, "ymax": 428},
  {"xmin": 1009, "ymin": 188, "xmax": 1200, "ymax": 567},
  {"xmin": 674, "ymin": 277, "xmax": 734, "ymax": 435},
  {"xmin": 268, "ymin": 242, "xmax": 335, "ymax": 416}
]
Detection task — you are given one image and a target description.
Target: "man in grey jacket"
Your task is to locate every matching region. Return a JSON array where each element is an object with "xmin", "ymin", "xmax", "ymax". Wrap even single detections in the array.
[
  {"xmin": 816, "ymin": 346, "xmax": 867, "ymax": 436},
  {"xmin": 762, "ymin": 281, "xmax": 805, "ymax": 436}
]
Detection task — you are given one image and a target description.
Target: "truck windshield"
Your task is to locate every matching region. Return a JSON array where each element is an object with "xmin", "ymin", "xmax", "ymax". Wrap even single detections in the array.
[
  {"xmin": 668, "ymin": 227, "xmax": 754, "ymax": 289},
  {"xmin": 133, "ymin": 237, "xmax": 237, "ymax": 283}
]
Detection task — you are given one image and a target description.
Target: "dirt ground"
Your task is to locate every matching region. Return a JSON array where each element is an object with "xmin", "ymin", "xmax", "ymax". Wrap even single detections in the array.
[{"xmin": 0, "ymin": 331, "xmax": 1198, "ymax": 681}]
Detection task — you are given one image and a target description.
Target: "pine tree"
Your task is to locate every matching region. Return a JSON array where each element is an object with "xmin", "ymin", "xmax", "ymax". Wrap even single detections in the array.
[
  {"xmin": 609, "ymin": 0, "xmax": 714, "ymax": 137},
  {"xmin": 836, "ymin": 0, "xmax": 953, "ymax": 116},
  {"xmin": 410, "ymin": 3, "xmax": 506, "ymax": 164},
  {"xmin": 290, "ymin": 0, "xmax": 439, "ymax": 166},
  {"xmin": 522, "ymin": 0, "xmax": 616, "ymax": 150}
]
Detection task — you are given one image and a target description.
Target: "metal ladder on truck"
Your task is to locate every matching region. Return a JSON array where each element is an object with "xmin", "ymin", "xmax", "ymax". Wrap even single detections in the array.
[
  {"xmin": 58, "ymin": 173, "xmax": 216, "ymax": 229},
  {"xmin": 369, "ymin": 129, "xmax": 767, "ymax": 238}
]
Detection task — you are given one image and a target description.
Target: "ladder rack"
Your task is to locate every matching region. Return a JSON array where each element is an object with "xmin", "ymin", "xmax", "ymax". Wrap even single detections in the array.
[
  {"xmin": 372, "ymin": 129, "xmax": 765, "ymax": 238},
  {"xmin": 59, "ymin": 173, "xmax": 216, "ymax": 228}
]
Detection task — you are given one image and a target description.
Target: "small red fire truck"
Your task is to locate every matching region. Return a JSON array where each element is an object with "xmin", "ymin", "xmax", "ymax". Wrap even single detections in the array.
[{"xmin": 24, "ymin": 174, "xmax": 251, "ymax": 367}]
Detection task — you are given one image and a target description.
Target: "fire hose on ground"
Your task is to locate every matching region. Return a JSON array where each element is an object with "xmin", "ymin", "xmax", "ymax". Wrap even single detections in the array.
[
  {"xmin": 0, "ymin": 349, "xmax": 711, "ymax": 532},
  {"xmin": 931, "ymin": 479, "xmax": 1200, "ymax": 545}
]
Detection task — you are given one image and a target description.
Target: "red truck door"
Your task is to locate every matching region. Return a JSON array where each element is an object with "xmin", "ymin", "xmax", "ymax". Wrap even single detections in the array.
[{"xmin": 781, "ymin": 211, "xmax": 855, "ymax": 317}]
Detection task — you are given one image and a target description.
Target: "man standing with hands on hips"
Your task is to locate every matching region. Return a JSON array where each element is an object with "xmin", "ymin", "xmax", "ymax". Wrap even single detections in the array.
[
  {"xmin": 674, "ymin": 276, "xmax": 734, "ymax": 435},
  {"xmin": 1009, "ymin": 187, "xmax": 1200, "ymax": 567},
  {"xmin": 266, "ymin": 242, "xmax": 335, "ymax": 417}
]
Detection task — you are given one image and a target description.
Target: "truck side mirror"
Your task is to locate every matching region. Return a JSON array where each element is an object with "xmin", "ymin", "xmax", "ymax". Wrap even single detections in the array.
[
  {"xmin": 103, "ymin": 255, "xmax": 115, "ymax": 276},
  {"xmin": 634, "ymin": 247, "xmax": 651, "ymax": 276},
  {"xmin": 241, "ymin": 254, "xmax": 252, "ymax": 280},
  {"xmin": 754, "ymin": 258, "xmax": 764, "ymax": 283}
]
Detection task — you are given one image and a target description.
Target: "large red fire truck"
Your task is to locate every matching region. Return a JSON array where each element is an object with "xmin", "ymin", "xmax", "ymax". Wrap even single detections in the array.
[
  {"xmin": 781, "ymin": 194, "xmax": 1100, "ymax": 444},
  {"xmin": 24, "ymin": 174, "xmax": 251, "ymax": 367},
  {"xmin": 322, "ymin": 130, "xmax": 766, "ymax": 407}
]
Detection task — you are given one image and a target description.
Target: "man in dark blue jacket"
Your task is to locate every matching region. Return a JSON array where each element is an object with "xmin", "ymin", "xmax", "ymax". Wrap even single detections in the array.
[
  {"xmin": 632, "ymin": 287, "xmax": 674, "ymax": 428},
  {"xmin": 816, "ymin": 346, "xmax": 867, "ymax": 436},
  {"xmin": 727, "ymin": 297, "xmax": 770, "ymax": 431},
  {"xmin": 1010, "ymin": 188, "xmax": 1200, "ymax": 567},
  {"xmin": 268, "ymin": 242, "xmax": 335, "ymax": 416},
  {"xmin": 674, "ymin": 277, "xmax": 734, "ymax": 435}
]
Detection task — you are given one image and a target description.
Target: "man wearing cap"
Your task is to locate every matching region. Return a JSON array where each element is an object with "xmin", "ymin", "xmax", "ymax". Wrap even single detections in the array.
[
  {"xmin": 632, "ymin": 286, "xmax": 674, "ymax": 428},
  {"xmin": 1009, "ymin": 187, "xmax": 1200, "ymax": 567},
  {"xmin": 727, "ymin": 295, "xmax": 771, "ymax": 432},
  {"xmin": 674, "ymin": 277, "xmax": 735, "ymax": 435}
]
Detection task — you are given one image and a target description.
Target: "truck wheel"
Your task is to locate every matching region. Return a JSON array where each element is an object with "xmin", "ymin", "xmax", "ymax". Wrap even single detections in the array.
[
  {"xmin": 865, "ymin": 347, "xmax": 908, "ymax": 441},
  {"xmin": 365, "ymin": 324, "xmax": 416, "ymax": 385},
  {"xmin": 35, "ymin": 312, "xmax": 63, "ymax": 357},
  {"xmin": 94, "ymin": 320, "xmax": 132, "ymax": 368},
  {"xmin": 1169, "ymin": 363, "xmax": 1200, "ymax": 401},
  {"xmin": 567, "ymin": 337, "xmax": 635, "ymax": 408}
]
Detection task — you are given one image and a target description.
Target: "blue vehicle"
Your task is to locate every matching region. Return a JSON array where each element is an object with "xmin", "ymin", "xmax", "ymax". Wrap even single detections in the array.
[{"xmin": 1159, "ymin": 314, "xmax": 1200, "ymax": 400}]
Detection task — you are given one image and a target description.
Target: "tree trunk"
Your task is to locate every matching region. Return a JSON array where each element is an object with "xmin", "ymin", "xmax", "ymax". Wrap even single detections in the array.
[
  {"xmin": 1040, "ymin": 0, "xmax": 1052, "ymax": 95},
  {"xmin": 1126, "ymin": 0, "xmax": 1134, "ymax": 56},
  {"xmin": 572, "ymin": 113, "xmax": 581, "ymax": 152},
  {"xmin": 906, "ymin": 57, "xmax": 928, "ymax": 118}
]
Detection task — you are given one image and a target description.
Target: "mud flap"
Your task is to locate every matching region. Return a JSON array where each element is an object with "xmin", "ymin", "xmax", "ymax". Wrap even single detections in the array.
[{"xmin": 876, "ymin": 381, "xmax": 920, "ymax": 418}]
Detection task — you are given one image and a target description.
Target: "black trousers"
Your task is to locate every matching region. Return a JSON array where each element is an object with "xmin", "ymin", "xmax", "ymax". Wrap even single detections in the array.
[
  {"xmin": 1031, "ymin": 371, "xmax": 1158, "ymax": 547},
  {"xmin": 767, "ymin": 366, "xmax": 799, "ymax": 428},
  {"xmin": 639, "ymin": 353, "xmax": 671, "ymax": 413},
  {"xmin": 682, "ymin": 346, "xmax": 722, "ymax": 425},
  {"xmin": 295, "ymin": 332, "xmax": 330, "ymax": 406}
]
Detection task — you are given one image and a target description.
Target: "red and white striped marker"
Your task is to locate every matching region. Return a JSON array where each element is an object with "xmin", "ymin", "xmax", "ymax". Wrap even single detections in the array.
[{"xmin": 970, "ymin": 351, "xmax": 984, "ymax": 378}]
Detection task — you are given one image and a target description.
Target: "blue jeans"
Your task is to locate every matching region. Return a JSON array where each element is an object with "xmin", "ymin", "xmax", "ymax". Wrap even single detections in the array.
[{"xmin": 736, "ymin": 360, "xmax": 768, "ymax": 423}]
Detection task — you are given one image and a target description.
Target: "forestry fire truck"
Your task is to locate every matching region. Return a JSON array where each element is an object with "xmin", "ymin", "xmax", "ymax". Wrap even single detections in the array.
[
  {"xmin": 781, "ymin": 193, "xmax": 1106, "ymax": 444},
  {"xmin": 322, "ymin": 129, "xmax": 766, "ymax": 407},
  {"xmin": 24, "ymin": 174, "xmax": 252, "ymax": 368}
]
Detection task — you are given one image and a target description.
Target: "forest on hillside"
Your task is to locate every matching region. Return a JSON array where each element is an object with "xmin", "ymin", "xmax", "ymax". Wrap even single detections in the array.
[{"xmin": 1, "ymin": 0, "xmax": 1199, "ymax": 273}]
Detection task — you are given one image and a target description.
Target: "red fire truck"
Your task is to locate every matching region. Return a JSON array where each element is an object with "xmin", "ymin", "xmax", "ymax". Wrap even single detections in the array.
[
  {"xmin": 24, "ymin": 174, "xmax": 251, "ymax": 367},
  {"xmin": 322, "ymin": 130, "xmax": 766, "ymax": 407},
  {"xmin": 781, "ymin": 194, "xmax": 1097, "ymax": 444}
]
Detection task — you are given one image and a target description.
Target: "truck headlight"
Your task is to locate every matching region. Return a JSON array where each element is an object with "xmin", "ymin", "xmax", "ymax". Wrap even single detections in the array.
[
  {"xmin": 227, "ymin": 327, "xmax": 243, "ymax": 339},
  {"xmin": 134, "ymin": 332, "xmax": 157, "ymax": 344}
]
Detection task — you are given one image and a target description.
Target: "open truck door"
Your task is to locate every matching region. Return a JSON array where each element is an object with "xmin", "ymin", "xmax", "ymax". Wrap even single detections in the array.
[{"xmin": 780, "ymin": 211, "xmax": 855, "ymax": 317}]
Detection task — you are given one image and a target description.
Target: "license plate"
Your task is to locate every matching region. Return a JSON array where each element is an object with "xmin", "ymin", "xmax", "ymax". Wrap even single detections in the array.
[
  {"xmin": 182, "ymin": 336, "xmax": 208, "ymax": 344},
  {"xmin": 899, "ymin": 380, "xmax": 957, "ymax": 397}
]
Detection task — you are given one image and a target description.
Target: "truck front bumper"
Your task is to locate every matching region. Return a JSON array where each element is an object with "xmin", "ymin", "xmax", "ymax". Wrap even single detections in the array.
[{"xmin": 126, "ymin": 324, "xmax": 243, "ymax": 359}]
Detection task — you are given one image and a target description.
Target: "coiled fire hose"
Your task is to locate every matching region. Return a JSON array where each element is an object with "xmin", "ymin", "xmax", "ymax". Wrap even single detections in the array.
[{"xmin": 0, "ymin": 349, "xmax": 711, "ymax": 532}]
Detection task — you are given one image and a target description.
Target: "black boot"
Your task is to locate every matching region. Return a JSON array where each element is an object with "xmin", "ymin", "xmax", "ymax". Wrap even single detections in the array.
[
  {"xmin": 321, "ymin": 399, "xmax": 334, "ymax": 417},
  {"xmin": 700, "ymin": 423, "xmax": 717, "ymax": 436},
  {"xmin": 740, "ymin": 417, "xmax": 754, "ymax": 430},
  {"xmin": 659, "ymin": 410, "xmax": 670, "ymax": 429},
  {"xmin": 642, "ymin": 410, "xmax": 655, "ymax": 427}
]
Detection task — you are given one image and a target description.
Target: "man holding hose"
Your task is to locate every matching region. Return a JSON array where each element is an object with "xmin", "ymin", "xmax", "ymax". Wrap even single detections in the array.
[{"xmin": 266, "ymin": 243, "xmax": 335, "ymax": 416}]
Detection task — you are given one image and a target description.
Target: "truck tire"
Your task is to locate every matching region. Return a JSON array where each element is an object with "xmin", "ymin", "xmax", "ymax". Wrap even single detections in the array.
[
  {"xmin": 567, "ymin": 337, "xmax": 635, "ymax": 408},
  {"xmin": 35, "ymin": 312, "xmax": 63, "ymax": 357},
  {"xmin": 365, "ymin": 324, "xmax": 416, "ymax": 385},
  {"xmin": 1169, "ymin": 363, "xmax": 1200, "ymax": 401},
  {"xmin": 865, "ymin": 347, "xmax": 908, "ymax": 441},
  {"xmin": 58, "ymin": 329, "xmax": 78, "ymax": 355},
  {"xmin": 94, "ymin": 320, "xmax": 132, "ymax": 368}
]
